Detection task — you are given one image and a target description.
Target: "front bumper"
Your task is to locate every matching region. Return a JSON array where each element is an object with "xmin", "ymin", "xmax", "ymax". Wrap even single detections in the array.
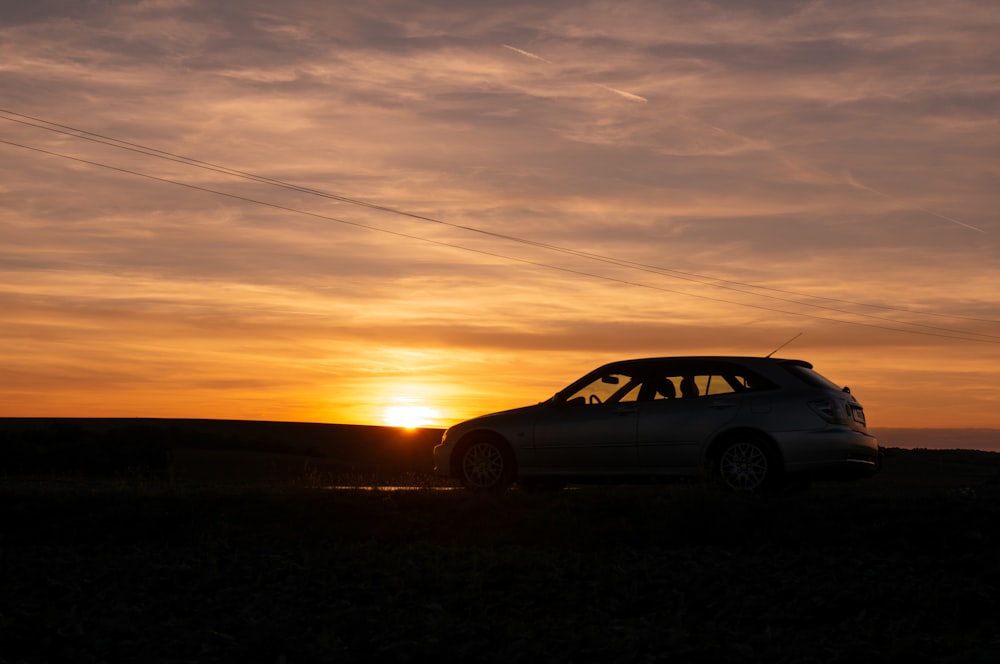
[{"xmin": 432, "ymin": 439, "xmax": 452, "ymax": 477}]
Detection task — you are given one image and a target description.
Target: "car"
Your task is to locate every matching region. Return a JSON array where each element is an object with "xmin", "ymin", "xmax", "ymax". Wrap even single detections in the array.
[{"xmin": 433, "ymin": 356, "xmax": 881, "ymax": 492}]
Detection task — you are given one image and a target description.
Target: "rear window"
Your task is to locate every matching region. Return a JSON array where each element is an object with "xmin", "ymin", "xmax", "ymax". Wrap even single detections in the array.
[{"xmin": 780, "ymin": 362, "xmax": 844, "ymax": 391}]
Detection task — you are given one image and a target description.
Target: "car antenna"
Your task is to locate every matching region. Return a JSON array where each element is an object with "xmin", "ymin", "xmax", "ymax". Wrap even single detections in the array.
[{"xmin": 765, "ymin": 332, "xmax": 803, "ymax": 358}]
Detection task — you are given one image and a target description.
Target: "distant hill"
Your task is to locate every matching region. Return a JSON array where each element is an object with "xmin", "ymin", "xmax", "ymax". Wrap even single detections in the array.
[
  {"xmin": 0, "ymin": 418, "xmax": 444, "ymax": 479},
  {"xmin": 873, "ymin": 427, "xmax": 1000, "ymax": 451}
]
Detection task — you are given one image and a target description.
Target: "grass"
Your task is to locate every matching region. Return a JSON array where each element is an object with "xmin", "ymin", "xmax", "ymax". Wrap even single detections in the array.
[
  {"xmin": 2, "ymin": 452, "xmax": 999, "ymax": 664},
  {"xmin": 2, "ymin": 419, "xmax": 998, "ymax": 662}
]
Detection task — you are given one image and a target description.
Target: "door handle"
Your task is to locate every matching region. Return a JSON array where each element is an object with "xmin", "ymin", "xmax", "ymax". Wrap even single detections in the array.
[
  {"xmin": 709, "ymin": 400, "xmax": 738, "ymax": 409},
  {"xmin": 615, "ymin": 406, "xmax": 637, "ymax": 415}
]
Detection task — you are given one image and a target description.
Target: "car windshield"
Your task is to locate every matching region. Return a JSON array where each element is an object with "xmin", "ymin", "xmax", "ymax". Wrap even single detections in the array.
[{"xmin": 562, "ymin": 371, "xmax": 642, "ymax": 405}]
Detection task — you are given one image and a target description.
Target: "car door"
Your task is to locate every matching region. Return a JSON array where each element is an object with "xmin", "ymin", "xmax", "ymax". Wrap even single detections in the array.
[
  {"xmin": 532, "ymin": 401, "xmax": 639, "ymax": 469},
  {"xmin": 531, "ymin": 371, "xmax": 640, "ymax": 470},
  {"xmin": 636, "ymin": 369, "xmax": 743, "ymax": 468}
]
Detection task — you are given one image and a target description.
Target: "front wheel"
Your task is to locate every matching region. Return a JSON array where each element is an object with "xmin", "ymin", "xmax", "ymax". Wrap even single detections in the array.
[
  {"xmin": 715, "ymin": 438, "xmax": 775, "ymax": 492},
  {"xmin": 458, "ymin": 437, "xmax": 514, "ymax": 491}
]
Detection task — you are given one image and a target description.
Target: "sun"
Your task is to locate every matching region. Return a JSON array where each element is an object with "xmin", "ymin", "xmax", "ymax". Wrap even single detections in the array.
[{"xmin": 383, "ymin": 404, "xmax": 440, "ymax": 429}]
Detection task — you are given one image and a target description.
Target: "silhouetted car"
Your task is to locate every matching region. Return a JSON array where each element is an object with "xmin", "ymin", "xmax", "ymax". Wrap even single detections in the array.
[{"xmin": 433, "ymin": 356, "xmax": 880, "ymax": 492}]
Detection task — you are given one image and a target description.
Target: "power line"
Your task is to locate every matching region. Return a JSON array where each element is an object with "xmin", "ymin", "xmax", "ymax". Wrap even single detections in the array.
[
  {"xmin": 4, "ymin": 109, "xmax": 997, "ymax": 329},
  {"xmin": 2, "ymin": 120, "xmax": 999, "ymax": 344}
]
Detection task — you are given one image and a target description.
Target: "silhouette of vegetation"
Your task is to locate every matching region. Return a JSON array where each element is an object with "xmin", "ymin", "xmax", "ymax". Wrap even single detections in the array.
[
  {"xmin": 1, "ymin": 419, "xmax": 998, "ymax": 662},
  {"xmin": 0, "ymin": 418, "xmax": 442, "ymax": 482},
  {"xmin": 0, "ymin": 421, "xmax": 174, "ymax": 477}
]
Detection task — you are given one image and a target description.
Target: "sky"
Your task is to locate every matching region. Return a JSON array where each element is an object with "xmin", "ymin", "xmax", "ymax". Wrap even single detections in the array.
[{"xmin": 2, "ymin": 0, "xmax": 999, "ymax": 431}]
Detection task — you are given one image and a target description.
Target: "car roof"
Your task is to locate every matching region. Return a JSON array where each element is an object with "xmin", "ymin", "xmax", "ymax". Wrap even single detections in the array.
[{"xmin": 596, "ymin": 356, "xmax": 813, "ymax": 371}]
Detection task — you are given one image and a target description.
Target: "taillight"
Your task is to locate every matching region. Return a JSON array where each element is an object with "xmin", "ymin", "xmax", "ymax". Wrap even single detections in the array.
[
  {"xmin": 808, "ymin": 398, "xmax": 850, "ymax": 424},
  {"xmin": 850, "ymin": 404, "xmax": 867, "ymax": 426}
]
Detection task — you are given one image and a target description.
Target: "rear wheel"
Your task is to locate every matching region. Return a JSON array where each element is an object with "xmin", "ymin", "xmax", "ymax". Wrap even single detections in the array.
[
  {"xmin": 457, "ymin": 437, "xmax": 514, "ymax": 491},
  {"xmin": 715, "ymin": 437, "xmax": 775, "ymax": 492}
]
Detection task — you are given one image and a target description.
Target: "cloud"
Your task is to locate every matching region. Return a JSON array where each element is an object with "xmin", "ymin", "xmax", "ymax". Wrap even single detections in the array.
[
  {"xmin": 845, "ymin": 173, "xmax": 986, "ymax": 234},
  {"xmin": 597, "ymin": 84, "xmax": 648, "ymax": 103},
  {"xmin": 502, "ymin": 43, "xmax": 551, "ymax": 63}
]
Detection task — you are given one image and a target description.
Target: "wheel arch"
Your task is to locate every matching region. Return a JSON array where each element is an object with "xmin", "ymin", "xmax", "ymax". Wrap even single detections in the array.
[
  {"xmin": 450, "ymin": 429, "xmax": 518, "ymax": 479},
  {"xmin": 704, "ymin": 427, "xmax": 784, "ymax": 473}
]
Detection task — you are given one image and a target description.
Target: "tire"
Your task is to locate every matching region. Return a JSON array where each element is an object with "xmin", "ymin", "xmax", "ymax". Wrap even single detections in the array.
[
  {"xmin": 714, "ymin": 436, "xmax": 776, "ymax": 492},
  {"xmin": 457, "ymin": 436, "xmax": 514, "ymax": 491}
]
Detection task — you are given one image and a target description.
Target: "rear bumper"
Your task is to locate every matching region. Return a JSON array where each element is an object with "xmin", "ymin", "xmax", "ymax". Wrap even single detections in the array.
[{"xmin": 780, "ymin": 429, "xmax": 881, "ymax": 479}]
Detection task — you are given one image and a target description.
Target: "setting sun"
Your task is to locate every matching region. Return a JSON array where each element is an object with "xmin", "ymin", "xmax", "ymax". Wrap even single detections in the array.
[{"xmin": 383, "ymin": 404, "xmax": 441, "ymax": 429}]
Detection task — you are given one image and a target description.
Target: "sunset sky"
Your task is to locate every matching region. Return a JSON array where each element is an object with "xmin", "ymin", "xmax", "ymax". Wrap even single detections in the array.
[{"xmin": 2, "ymin": 0, "xmax": 999, "ymax": 430}]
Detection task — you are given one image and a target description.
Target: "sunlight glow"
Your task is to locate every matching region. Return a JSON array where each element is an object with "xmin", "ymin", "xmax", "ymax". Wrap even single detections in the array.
[{"xmin": 383, "ymin": 404, "xmax": 441, "ymax": 429}]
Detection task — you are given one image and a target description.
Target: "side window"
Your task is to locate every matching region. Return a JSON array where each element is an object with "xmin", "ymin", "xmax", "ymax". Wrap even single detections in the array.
[
  {"xmin": 675, "ymin": 373, "xmax": 739, "ymax": 398},
  {"xmin": 704, "ymin": 371, "xmax": 775, "ymax": 395},
  {"xmin": 645, "ymin": 374, "xmax": 701, "ymax": 398},
  {"xmin": 701, "ymin": 375, "xmax": 735, "ymax": 396},
  {"xmin": 635, "ymin": 364, "xmax": 777, "ymax": 401},
  {"xmin": 637, "ymin": 376, "xmax": 677, "ymax": 401},
  {"xmin": 617, "ymin": 383, "xmax": 643, "ymax": 403},
  {"xmin": 678, "ymin": 375, "xmax": 701, "ymax": 398},
  {"xmin": 724, "ymin": 371, "xmax": 776, "ymax": 392}
]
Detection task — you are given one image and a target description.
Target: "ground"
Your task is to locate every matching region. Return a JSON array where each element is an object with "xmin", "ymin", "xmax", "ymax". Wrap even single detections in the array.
[{"xmin": 1, "ymin": 438, "xmax": 998, "ymax": 663}]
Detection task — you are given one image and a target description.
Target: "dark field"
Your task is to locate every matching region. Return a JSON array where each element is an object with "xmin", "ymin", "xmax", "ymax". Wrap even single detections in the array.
[{"xmin": 2, "ymin": 420, "xmax": 1000, "ymax": 663}]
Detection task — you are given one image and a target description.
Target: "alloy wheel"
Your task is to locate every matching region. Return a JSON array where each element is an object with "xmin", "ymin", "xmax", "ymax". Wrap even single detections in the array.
[
  {"xmin": 461, "ymin": 441, "xmax": 507, "ymax": 490},
  {"xmin": 718, "ymin": 441, "xmax": 770, "ymax": 491}
]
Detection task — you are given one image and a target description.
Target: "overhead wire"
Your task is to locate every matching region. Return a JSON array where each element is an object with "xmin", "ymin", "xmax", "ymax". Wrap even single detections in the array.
[
  {"xmin": 4, "ymin": 109, "xmax": 996, "ymax": 326},
  {"xmin": 5, "ymin": 107, "xmax": 999, "ymax": 334},
  {"xmin": 2, "ymin": 110, "xmax": 999, "ymax": 344}
]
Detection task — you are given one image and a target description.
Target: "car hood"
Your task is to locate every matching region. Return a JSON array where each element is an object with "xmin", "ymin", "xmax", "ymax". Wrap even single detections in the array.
[{"xmin": 446, "ymin": 402, "xmax": 545, "ymax": 432}]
